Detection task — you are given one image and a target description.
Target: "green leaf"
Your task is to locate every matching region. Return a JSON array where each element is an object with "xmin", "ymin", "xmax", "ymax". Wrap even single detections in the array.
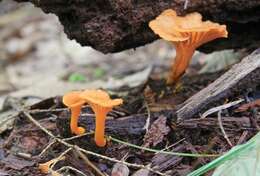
[
  {"xmin": 93, "ymin": 68, "xmax": 105, "ymax": 78},
  {"xmin": 188, "ymin": 132, "xmax": 260, "ymax": 176},
  {"xmin": 68, "ymin": 73, "xmax": 86, "ymax": 82}
]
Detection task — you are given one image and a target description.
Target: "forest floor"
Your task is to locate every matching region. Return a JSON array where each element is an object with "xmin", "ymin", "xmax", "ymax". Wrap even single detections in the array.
[{"xmin": 0, "ymin": 1, "xmax": 259, "ymax": 176}]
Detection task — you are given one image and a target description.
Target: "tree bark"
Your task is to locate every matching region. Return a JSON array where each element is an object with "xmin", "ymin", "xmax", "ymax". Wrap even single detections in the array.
[
  {"xmin": 177, "ymin": 49, "xmax": 260, "ymax": 120},
  {"xmin": 13, "ymin": 0, "xmax": 260, "ymax": 53}
]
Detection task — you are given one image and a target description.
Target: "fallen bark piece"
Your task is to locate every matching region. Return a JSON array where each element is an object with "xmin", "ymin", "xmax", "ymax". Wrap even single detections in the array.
[
  {"xmin": 13, "ymin": 0, "xmax": 260, "ymax": 53},
  {"xmin": 143, "ymin": 115, "xmax": 170, "ymax": 148},
  {"xmin": 56, "ymin": 108, "xmax": 258, "ymax": 142},
  {"xmin": 177, "ymin": 49, "xmax": 260, "ymax": 120},
  {"xmin": 56, "ymin": 110, "xmax": 171, "ymax": 139}
]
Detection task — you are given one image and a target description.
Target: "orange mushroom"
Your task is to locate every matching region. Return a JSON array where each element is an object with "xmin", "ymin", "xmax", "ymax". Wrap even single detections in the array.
[
  {"xmin": 80, "ymin": 89, "xmax": 123, "ymax": 147},
  {"xmin": 63, "ymin": 91, "xmax": 86, "ymax": 135},
  {"xmin": 39, "ymin": 156, "xmax": 65, "ymax": 174},
  {"xmin": 149, "ymin": 9, "xmax": 228, "ymax": 84}
]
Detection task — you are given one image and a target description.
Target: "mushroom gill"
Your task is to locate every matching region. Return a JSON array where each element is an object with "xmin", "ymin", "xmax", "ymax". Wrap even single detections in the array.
[{"xmin": 149, "ymin": 9, "xmax": 228, "ymax": 84}]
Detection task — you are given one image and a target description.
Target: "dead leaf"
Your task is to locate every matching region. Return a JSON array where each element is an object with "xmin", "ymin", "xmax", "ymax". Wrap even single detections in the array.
[
  {"xmin": 111, "ymin": 163, "xmax": 129, "ymax": 176},
  {"xmin": 143, "ymin": 115, "xmax": 170, "ymax": 148},
  {"xmin": 1, "ymin": 154, "xmax": 34, "ymax": 170},
  {"xmin": 236, "ymin": 99, "xmax": 260, "ymax": 112}
]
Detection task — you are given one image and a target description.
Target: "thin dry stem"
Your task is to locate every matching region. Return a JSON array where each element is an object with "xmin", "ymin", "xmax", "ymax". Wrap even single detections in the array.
[
  {"xmin": 74, "ymin": 148, "xmax": 105, "ymax": 176},
  {"xmin": 22, "ymin": 110, "xmax": 167, "ymax": 176},
  {"xmin": 218, "ymin": 110, "xmax": 233, "ymax": 147}
]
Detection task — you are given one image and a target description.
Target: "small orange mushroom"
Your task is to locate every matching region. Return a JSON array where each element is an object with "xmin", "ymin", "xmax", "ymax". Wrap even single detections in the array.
[
  {"xmin": 149, "ymin": 9, "xmax": 228, "ymax": 84},
  {"xmin": 39, "ymin": 156, "xmax": 65, "ymax": 174},
  {"xmin": 63, "ymin": 91, "xmax": 86, "ymax": 135},
  {"xmin": 80, "ymin": 89, "xmax": 123, "ymax": 147}
]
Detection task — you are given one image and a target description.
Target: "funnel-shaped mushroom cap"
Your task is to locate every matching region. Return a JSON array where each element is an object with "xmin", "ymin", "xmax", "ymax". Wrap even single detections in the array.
[
  {"xmin": 63, "ymin": 91, "xmax": 85, "ymax": 107},
  {"xmin": 80, "ymin": 89, "xmax": 123, "ymax": 107},
  {"xmin": 149, "ymin": 9, "xmax": 228, "ymax": 46},
  {"xmin": 80, "ymin": 89, "xmax": 123, "ymax": 147},
  {"xmin": 149, "ymin": 9, "xmax": 228, "ymax": 84}
]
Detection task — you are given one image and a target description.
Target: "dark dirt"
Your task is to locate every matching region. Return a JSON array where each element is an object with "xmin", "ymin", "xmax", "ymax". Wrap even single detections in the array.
[{"xmin": 1, "ymin": 70, "xmax": 259, "ymax": 175}]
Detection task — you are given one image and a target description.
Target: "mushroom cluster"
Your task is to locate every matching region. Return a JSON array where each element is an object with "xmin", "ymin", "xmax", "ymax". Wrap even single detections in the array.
[
  {"xmin": 149, "ymin": 9, "xmax": 228, "ymax": 84},
  {"xmin": 63, "ymin": 89, "xmax": 123, "ymax": 147}
]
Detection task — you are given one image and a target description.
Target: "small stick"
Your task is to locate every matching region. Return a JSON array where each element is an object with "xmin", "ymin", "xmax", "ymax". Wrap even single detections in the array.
[
  {"xmin": 217, "ymin": 110, "xmax": 233, "ymax": 147},
  {"xmin": 50, "ymin": 148, "xmax": 72, "ymax": 170},
  {"xmin": 63, "ymin": 132, "xmax": 94, "ymax": 141},
  {"xmin": 143, "ymin": 101, "xmax": 151, "ymax": 133},
  {"xmin": 184, "ymin": 0, "xmax": 189, "ymax": 9},
  {"xmin": 22, "ymin": 110, "xmax": 167, "ymax": 176},
  {"xmin": 56, "ymin": 166, "xmax": 89, "ymax": 176},
  {"xmin": 39, "ymin": 140, "xmax": 56, "ymax": 157},
  {"xmin": 74, "ymin": 147, "xmax": 105, "ymax": 176}
]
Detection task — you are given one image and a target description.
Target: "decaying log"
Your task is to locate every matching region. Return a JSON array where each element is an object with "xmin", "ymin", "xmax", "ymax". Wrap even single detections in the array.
[
  {"xmin": 13, "ymin": 0, "xmax": 260, "ymax": 53},
  {"xmin": 56, "ymin": 110, "xmax": 174, "ymax": 139},
  {"xmin": 56, "ymin": 109, "xmax": 258, "ymax": 140},
  {"xmin": 55, "ymin": 108, "xmax": 259, "ymax": 173},
  {"xmin": 177, "ymin": 49, "xmax": 260, "ymax": 120}
]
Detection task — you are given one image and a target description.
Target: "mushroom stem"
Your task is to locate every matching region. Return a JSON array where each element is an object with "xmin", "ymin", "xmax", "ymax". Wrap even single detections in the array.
[
  {"xmin": 167, "ymin": 43, "xmax": 195, "ymax": 84},
  {"xmin": 70, "ymin": 106, "xmax": 85, "ymax": 135},
  {"xmin": 90, "ymin": 104, "xmax": 111, "ymax": 147}
]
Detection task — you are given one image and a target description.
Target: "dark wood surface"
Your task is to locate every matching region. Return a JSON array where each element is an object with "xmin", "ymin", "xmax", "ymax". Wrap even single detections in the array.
[{"xmin": 13, "ymin": 0, "xmax": 260, "ymax": 53}]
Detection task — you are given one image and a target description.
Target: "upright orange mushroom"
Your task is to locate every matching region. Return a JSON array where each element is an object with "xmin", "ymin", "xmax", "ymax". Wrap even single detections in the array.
[
  {"xmin": 63, "ymin": 91, "xmax": 86, "ymax": 135},
  {"xmin": 80, "ymin": 89, "xmax": 123, "ymax": 147},
  {"xmin": 149, "ymin": 9, "xmax": 228, "ymax": 84}
]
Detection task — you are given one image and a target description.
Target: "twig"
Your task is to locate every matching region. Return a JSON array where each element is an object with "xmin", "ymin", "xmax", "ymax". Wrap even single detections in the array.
[
  {"xmin": 22, "ymin": 110, "xmax": 167, "ymax": 176},
  {"xmin": 39, "ymin": 132, "xmax": 93, "ymax": 157},
  {"xmin": 64, "ymin": 132, "xmax": 94, "ymax": 141},
  {"xmin": 39, "ymin": 140, "xmax": 56, "ymax": 157},
  {"xmin": 56, "ymin": 166, "xmax": 89, "ymax": 176},
  {"xmin": 155, "ymin": 138, "xmax": 186, "ymax": 154},
  {"xmin": 143, "ymin": 101, "xmax": 151, "ymax": 133},
  {"xmin": 50, "ymin": 148, "xmax": 72, "ymax": 170},
  {"xmin": 73, "ymin": 147, "xmax": 105, "ymax": 176},
  {"xmin": 217, "ymin": 110, "xmax": 233, "ymax": 147},
  {"xmin": 109, "ymin": 136, "xmax": 219, "ymax": 157},
  {"xmin": 184, "ymin": 0, "xmax": 189, "ymax": 9},
  {"xmin": 236, "ymin": 131, "xmax": 248, "ymax": 145},
  {"xmin": 201, "ymin": 99, "xmax": 244, "ymax": 119}
]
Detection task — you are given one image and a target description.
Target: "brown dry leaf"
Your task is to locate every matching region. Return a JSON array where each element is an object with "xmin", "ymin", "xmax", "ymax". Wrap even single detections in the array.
[
  {"xmin": 236, "ymin": 99, "xmax": 260, "ymax": 112},
  {"xmin": 1, "ymin": 154, "xmax": 34, "ymax": 170},
  {"xmin": 143, "ymin": 115, "xmax": 170, "ymax": 148}
]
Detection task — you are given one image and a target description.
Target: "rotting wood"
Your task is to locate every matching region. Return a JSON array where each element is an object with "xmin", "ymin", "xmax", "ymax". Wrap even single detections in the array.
[
  {"xmin": 56, "ymin": 110, "xmax": 174, "ymax": 140},
  {"xmin": 150, "ymin": 145, "xmax": 184, "ymax": 175},
  {"xmin": 54, "ymin": 108, "xmax": 259, "ymax": 174},
  {"xmin": 13, "ymin": 0, "xmax": 260, "ymax": 53},
  {"xmin": 56, "ymin": 110, "xmax": 259, "ymax": 141},
  {"xmin": 177, "ymin": 49, "xmax": 260, "ymax": 121}
]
